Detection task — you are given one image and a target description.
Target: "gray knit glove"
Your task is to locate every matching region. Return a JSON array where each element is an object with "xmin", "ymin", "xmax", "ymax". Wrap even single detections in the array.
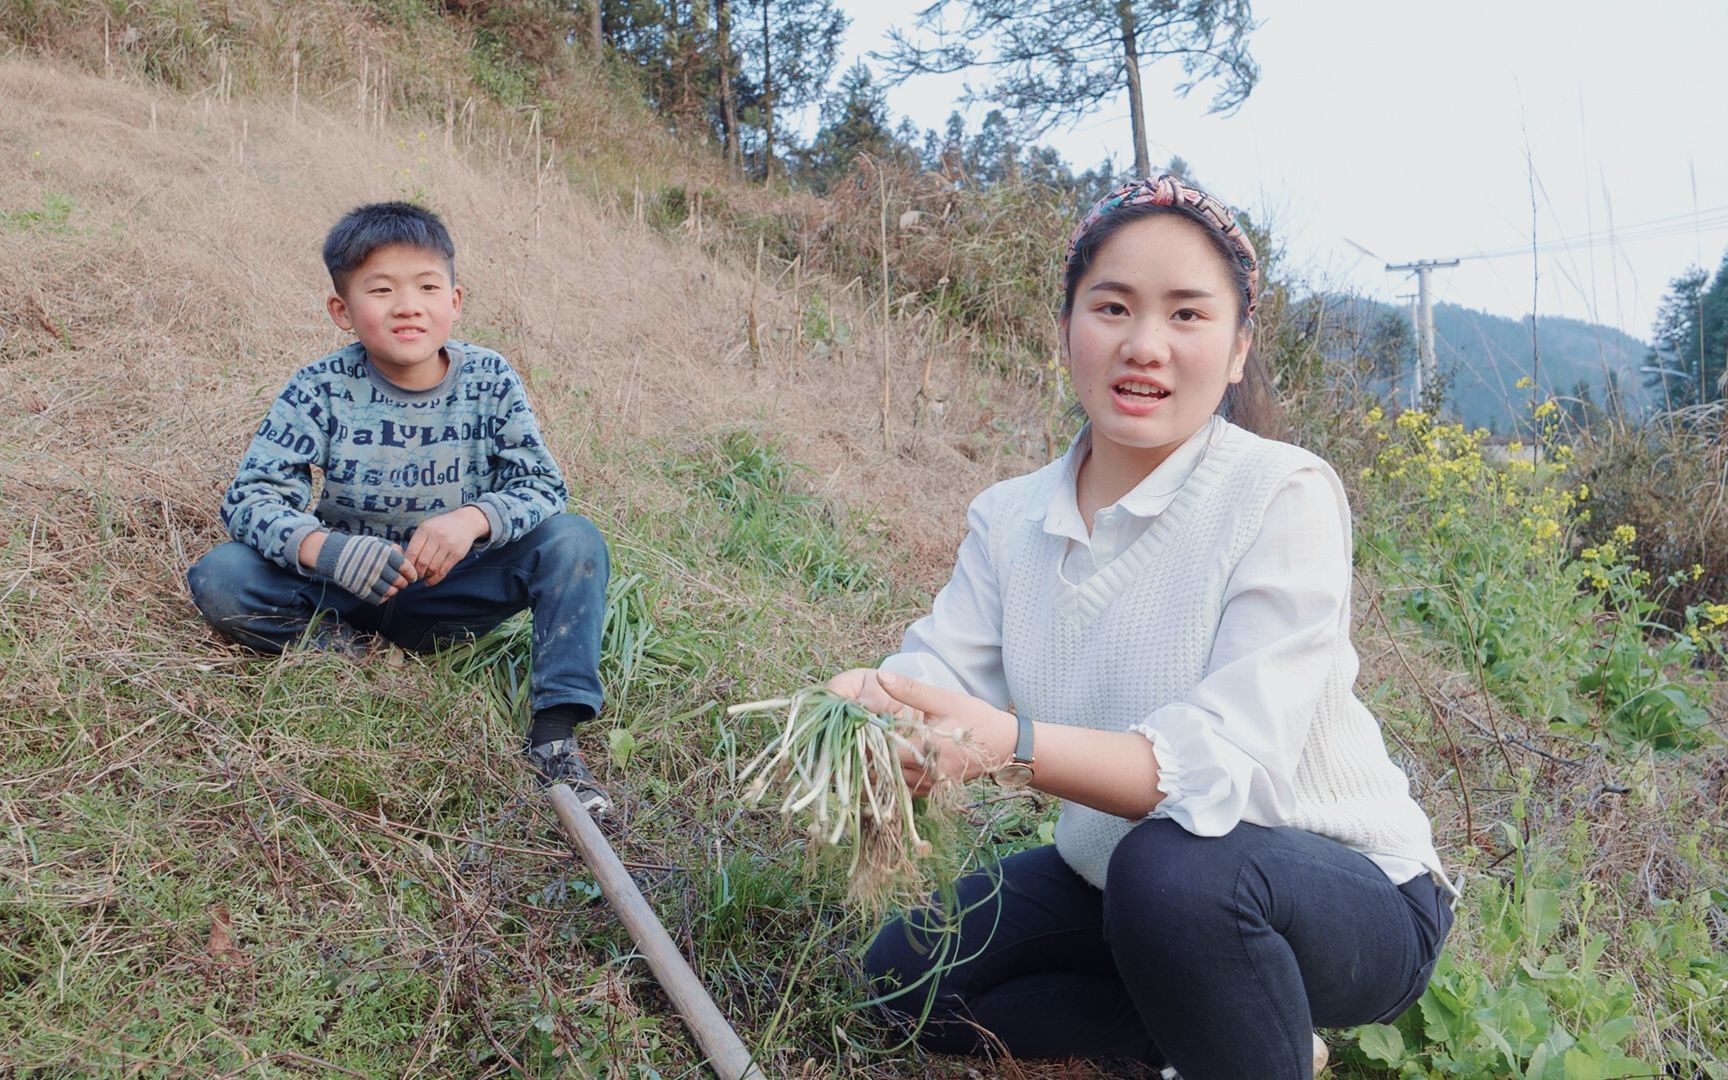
[{"xmin": 313, "ymin": 531, "xmax": 408, "ymax": 605}]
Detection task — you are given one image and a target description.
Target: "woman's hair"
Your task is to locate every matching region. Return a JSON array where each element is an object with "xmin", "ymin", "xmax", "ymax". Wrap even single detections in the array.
[{"xmin": 1061, "ymin": 184, "xmax": 1286, "ymax": 440}]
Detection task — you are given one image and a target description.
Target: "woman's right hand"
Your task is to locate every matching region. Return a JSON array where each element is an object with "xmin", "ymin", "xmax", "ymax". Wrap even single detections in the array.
[{"xmin": 826, "ymin": 667, "xmax": 922, "ymax": 725}]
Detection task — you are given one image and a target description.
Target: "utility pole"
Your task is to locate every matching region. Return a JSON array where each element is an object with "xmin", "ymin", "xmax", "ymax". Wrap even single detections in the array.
[
  {"xmin": 1385, "ymin": 259, "xmax": 1459, "ymax": 410},
  {"xmin": 1395, "ymin": 291, "xmax": 1419, "ymax": 408}
]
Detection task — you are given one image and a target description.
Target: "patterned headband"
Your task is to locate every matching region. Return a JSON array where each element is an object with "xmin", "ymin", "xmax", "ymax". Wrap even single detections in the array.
[{"xmin": 1066, "ymin": 174, "xmax": 1261, "ymax": 316}]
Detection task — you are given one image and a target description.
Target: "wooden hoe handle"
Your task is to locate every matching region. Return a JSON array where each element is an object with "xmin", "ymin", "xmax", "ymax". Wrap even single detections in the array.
[{"xmin": 547, "ymin": 784, "xmax": 768, "ymax": 1080}]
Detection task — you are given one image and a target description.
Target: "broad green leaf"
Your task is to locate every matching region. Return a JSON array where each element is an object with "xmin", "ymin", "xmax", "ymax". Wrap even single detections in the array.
[
  {"xmin": 1560, "ymin": 1048, "xmax": 1600, "ymax": 1080},
  {"xmin": 1594, "ymin": 1015, "xmax": 1636, "ymax": 1047},
  {"xmin": 1524, "ymin": 886, "xmax": 1563, "ymax": 949},
  {"xmin": 1476, "ymin": 1020, "xmax": 1523, "ymax": 1078},
  {"xmin": 1357, "ymin": 1023, "xmax": 1405, "ymax": 1066},
  {"xmin": 1420, "ymin": 984, "xmax": 1468, "ymax": 1044},
  {"xmin": 607, "ymin": 725, "xmax": 637, "ymax": 767}
]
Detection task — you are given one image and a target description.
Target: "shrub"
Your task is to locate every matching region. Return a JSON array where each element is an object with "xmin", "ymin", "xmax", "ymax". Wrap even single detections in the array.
[
  {"xmin": 1575, "ymin": 405, "xmax": 1728, "ymax": 629},
  {"xmin": 1355, "ymin": 405, "xmax": 1722, "ymax": 749}
]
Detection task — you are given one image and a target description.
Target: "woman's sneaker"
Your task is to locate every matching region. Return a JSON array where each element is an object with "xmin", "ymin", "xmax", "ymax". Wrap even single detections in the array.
[
  {"xmin": 525, "ymin": 739, "xmax": 611, "ymax": 815},
  {"xmin": 1156, "ymin": 1034, "xmax": 1328, "ymax": 1079}
]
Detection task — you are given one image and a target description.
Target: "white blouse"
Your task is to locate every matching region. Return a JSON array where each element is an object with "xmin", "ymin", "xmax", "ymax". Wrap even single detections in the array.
[{"xmin": 881, "ymin": 417, "xmax": 1428, "ymax": 885}]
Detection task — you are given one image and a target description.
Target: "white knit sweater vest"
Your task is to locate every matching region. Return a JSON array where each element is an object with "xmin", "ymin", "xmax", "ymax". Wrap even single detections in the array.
[{"xmin": 992, "ymin": 422, "xmax": 1445, "ymax": 890}]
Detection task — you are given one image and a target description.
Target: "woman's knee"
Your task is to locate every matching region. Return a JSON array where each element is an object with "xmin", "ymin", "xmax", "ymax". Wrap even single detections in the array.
[
  {"xmin": 1104, "ymin": 819, "xmax": 1262, "ymax": 945},
  {"xmin": 862, "ymin": 916, "xmax": 928, "ymax": 996}
]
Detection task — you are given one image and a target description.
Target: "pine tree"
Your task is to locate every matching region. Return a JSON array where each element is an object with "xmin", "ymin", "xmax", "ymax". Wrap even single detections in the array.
[
  {"xmin": 1365, "ymin": 309, "xmax": 1416, "ymax": 385},
  {"xmin": 1696, "ymin": 249, "xmax": 1728, "ymax": 406},
  {"xmin": 800, "ymin": 61, "xmax": 897, "ymax": 189},
  {"xmin": 741, "ymin": 0, "xmax": 847, "ymax": 181},
  {"xmin": 600, "ymin": 0, "xmax": 718, "ymax": 136},
  {"xmin": 1647, "ymin": 265, "xmax": 1710, "ymax": 409}
]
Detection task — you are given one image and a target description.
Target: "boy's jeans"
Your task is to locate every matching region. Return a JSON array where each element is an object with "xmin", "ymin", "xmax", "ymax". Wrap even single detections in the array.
[{"xmin": 186, "ymin": 514, "xmax": 608, "ymax": 717}]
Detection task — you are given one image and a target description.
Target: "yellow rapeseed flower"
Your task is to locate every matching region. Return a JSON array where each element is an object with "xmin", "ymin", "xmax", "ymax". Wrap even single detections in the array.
[
  {"xmin": 1691, "ymin": 564, "xmax": 1705, "ymax": 580},
  {"xmin": 1703, "ymin": 603, "xmax": 1728, "ymax": 626},
  {"xmin": 1613, "ymin": 524, "xmax": 1637, "ymax": 545},
  {"xmin": 1532, "ymin": 400, "xmax": 1559, "ymax": 419},
  {"xmin": 1365, "ymin": 405, "xmax": 1385, "ymax": 425},
  {"xmin": 1515, "ymin": 376, "xmax": 1536, "ymax": 390}
]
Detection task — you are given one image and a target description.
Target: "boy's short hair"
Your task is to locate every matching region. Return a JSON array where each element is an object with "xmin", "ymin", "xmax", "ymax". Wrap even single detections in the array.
[{"xmin": 322, "ymin": 201, "xmax": 456, "ymax": 296}]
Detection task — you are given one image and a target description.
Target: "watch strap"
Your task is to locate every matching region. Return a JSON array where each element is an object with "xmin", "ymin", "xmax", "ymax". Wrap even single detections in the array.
[{"xmin": 1011, "ymin": 712, "xmax": 1034, "ymax": 766}]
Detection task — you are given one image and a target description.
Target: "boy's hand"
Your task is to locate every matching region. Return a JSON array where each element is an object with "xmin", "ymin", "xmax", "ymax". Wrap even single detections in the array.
[
  {"xmin": 308, "ymin": 530, "xmax": 418, "ymax": 604},
  {"xmin": 405, "ymin": 506, "xmax": 490, "ymax": 587}
]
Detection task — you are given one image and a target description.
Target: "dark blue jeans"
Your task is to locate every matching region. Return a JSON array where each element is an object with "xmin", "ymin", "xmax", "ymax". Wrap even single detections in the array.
[
  {"xmin": 864, "ymin": 819, "xmax": 1452, "ymax": 1079},
  {"xmin": 186, "ymin": 514, "xmax": 608, "ymax": 716}
]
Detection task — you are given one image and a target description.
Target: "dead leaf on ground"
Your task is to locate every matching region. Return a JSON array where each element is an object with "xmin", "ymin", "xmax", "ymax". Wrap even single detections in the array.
[{"xmin": 206, "ymin": 902, "xmax": 246, "ymax": 965}]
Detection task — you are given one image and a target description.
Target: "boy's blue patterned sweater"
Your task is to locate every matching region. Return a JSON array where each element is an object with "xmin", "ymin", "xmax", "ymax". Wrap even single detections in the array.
[{"xmin": 222, "ymin": 340, "xmax": 567, "ymax": 570}]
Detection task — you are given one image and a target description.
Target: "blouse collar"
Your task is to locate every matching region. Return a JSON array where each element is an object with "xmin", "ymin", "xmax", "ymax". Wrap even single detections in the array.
[{"xmin": 1036, "ymin": 415, "xmax": 1223, "ymax": 538}]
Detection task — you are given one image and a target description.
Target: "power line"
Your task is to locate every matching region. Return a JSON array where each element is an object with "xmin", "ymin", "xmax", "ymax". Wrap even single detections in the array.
[{"xmin": 1448, "ymin": 204, "xmax": 1728, "ymax": 263}]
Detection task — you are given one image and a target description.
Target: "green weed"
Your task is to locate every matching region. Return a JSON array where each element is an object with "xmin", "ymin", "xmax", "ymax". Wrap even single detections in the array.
[
  {"xmin": 0, "ymin": 190, "xmax": 74, "ymax": 232},
  {"xmin": 1347, "ymin": 776, "xmax": 1728, "ymax": 1078},
  {"xmin": 801, "ymin": 292, "xmax": 854, "ymax": 356},
  {"xmin": 673, "ymin": 430, "xmax": 882, "ymax": 597}
]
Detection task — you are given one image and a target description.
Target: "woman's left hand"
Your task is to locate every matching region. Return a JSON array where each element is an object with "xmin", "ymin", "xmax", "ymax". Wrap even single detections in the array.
[{"xmin": 876, "ymin": 671, "xmax": 1018, "ymax": 796}]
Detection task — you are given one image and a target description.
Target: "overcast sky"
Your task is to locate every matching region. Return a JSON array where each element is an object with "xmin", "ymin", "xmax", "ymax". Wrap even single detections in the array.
[{"xmin": 812, "ymin": 1, "xmax": 1728, "ymax": 341}]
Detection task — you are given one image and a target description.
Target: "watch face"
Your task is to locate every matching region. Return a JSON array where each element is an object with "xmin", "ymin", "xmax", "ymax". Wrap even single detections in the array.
[{"xmin": 996, "ymin": 762, "xmax": 1035, "ymax": 789}]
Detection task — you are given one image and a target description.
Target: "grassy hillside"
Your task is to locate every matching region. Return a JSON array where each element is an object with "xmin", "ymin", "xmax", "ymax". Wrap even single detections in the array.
[
  {"xmin": 3, "ymin": 29, "xmax": 1726, "ymax": 1080},
  {"xmin": 0, "ymin": 56, "xmax": 1049, "ymax": 1076}
]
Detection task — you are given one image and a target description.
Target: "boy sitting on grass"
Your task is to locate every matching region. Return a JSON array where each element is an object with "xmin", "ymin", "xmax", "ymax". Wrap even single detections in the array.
[{"xmin": 186, "ymin": 201, "xmax": 611, "ymax": 812}]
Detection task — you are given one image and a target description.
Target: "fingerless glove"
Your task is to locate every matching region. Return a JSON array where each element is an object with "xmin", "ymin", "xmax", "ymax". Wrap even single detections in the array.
[{"xmin": 313, "ymin": 531, "xmax": 407, "ymax": 605}]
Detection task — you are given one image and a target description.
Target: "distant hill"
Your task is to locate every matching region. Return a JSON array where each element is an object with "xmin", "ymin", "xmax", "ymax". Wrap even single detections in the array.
[
  {"xmin": 1322, "ymin": 297, "xmax": 1653, "ymax": 433},
  {"xmin": 1432, "ymin": 304, "xmax": 1652, "ymax": 432}
]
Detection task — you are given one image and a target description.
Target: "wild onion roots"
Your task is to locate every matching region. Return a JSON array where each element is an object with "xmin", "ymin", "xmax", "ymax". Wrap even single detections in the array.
[{"xmin": 729, "ymin": 687, "xmax": 963, "ymax": 913}]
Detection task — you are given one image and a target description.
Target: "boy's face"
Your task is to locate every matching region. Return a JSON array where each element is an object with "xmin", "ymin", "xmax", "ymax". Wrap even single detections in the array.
[{"xmin": 327, "ymin": 243, "xmax": 463, "ymax": 390}]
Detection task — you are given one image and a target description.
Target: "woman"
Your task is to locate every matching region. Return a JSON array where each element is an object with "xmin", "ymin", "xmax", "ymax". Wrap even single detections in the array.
[{"xmin": 828, "ymin": 175, "xmax": 1456, "ymax": 1079}]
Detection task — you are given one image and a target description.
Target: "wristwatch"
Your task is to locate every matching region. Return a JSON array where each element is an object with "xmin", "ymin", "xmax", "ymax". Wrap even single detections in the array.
[{"xmin": 992, "ymin": 712, "xmax": 1036, "ymax": 789}]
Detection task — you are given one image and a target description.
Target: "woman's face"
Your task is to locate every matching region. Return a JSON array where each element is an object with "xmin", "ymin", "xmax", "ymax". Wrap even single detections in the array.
[{"xmin": 1061, "ymin": 213, "xmax": 1251, "ymax": 474}]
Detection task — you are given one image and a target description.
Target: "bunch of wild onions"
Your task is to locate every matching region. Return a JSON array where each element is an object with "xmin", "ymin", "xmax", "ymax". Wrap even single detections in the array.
[{"xmin": 729, "ymin": 687, "xmax": 964, "ymax": 913}]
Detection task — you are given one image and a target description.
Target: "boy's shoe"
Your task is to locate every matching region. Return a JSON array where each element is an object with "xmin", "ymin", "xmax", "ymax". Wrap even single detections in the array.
[{"xmin": 526, "ymin": 738, "xmax": 611, "ymax": 816}]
